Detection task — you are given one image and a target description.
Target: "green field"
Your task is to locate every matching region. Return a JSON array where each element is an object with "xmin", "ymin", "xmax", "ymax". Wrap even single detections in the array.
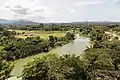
[{"xmin": 8, "ymin": 30, "xmax": 66, "ymax": 39}]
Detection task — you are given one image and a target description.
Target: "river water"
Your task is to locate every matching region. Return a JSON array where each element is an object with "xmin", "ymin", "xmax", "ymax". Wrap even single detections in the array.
[
  {"xmin": 8, "ymin": 34, "xmax": 90, "ymax": 80},
  {"xmin": 59, "ymin": 34, "xmax": 90, "ymax": 55}
]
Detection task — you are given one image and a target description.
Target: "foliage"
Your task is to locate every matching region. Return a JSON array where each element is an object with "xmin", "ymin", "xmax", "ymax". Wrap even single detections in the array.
[
  {"xmin": 65, "ymin": 32, "xmax": 75, "ymax": 40},
  {"xmin": 0, "ymin": 32, "xmax": 74, "ymax": 61},
  {"xmin": 84, "ymin": 49, "xmax": 114, "ymax": 71},
  {"xmin": 22, "ymin": 54, "xmax": 89, "ymax": 80},
  {"xmin": 0, "ymin": 53, "xmax": 13, "ymax": 79},
  {"xmin": 92, "ymin": 70, "xmax": 120, "ymax": 80},
  {"xmin": 1, "ymin": 23, "xmax": 120, "ymax": 80}
]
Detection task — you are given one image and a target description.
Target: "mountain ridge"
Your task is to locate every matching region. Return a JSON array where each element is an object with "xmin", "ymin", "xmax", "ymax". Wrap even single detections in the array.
[
  {"xmin": 0, "ymin": 18, "xmax": 120, "ymax": 25},
  {"xmin": 0, "ymin": 19, "xmax": 38, "ymax": 25}
]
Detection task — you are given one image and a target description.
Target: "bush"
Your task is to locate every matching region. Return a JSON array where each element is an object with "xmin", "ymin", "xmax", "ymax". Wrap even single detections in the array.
[{"xmin": 22, "ymin": 54, "xmax": 89, "ymax": 80}]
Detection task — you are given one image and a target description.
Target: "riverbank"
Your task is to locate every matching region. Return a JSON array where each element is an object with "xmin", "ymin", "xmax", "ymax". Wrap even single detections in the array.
[
  {"xmin": 8, "ymin": 47, "xmax": 61, "ymax": 80},
  {"xmin": 10, "ymin": 47, "xmax": 61, "ymax": 77},
  {"xmin": 8, "ymin": 35, "xmax": 90, "ymax": 80}
]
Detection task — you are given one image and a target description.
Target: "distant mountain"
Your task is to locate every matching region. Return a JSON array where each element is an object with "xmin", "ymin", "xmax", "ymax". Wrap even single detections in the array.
[
  {"xmin": 13, "ymin": 19, "xmax": 39, "ymax": 25},
  {"xmin": 52, "ymin": 21, "xmax": 120, "ymax": 25},
  {"xmin": 0, "ymin": 19, "xmax": 38, "ymax": 25},
  {"xmin": 0, "ymin": 19, "xmax": 15, "ymax": 24},
  {"xmin": 0, "ymin": 18, "xmax": 120, "ymax": 26}
]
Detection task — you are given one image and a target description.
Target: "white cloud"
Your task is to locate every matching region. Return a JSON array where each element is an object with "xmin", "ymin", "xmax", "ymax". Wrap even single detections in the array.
[
  {"xmin": 0, "ymin": 0, "xmax": 119, "ymax": 22},
  {"xmin": 75, "ymin": 0, "xmax": 106, "ymax": 6},
  {"xmin": 113, "ymin": 0, "xmax": 120, "ymax": 3}
]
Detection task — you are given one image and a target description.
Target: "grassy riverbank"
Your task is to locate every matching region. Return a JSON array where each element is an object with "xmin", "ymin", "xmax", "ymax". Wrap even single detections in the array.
[{"xmin": 10, "ymin": 47, "xmax": 61, "ymax": 77}]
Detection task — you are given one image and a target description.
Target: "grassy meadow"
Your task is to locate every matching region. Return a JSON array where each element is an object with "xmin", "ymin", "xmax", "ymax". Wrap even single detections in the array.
[{"xmin": 8, "ymin": 29, "xmax": 66, "ymax": 39}]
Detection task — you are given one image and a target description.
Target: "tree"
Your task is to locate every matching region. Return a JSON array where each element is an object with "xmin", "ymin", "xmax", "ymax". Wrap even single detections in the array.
[
  {"xmin": 49, "ymin": 35, "xmax": 55, "ymax": 48},
  {"xmin": 0, "ymin": 27, "xmax": 4, "ymax": 31},
  {"xmin": 84, "ymin": 49, "xmax": 114, "ymax": 71},
  {"xmin": 0, "ymin": 52, "xmax": 13, "ymax": 79},
  {"xmin": 83, "ymin": 48, "xmax": 115, "ymax": 80},
  {"xmin": 3, "ymin": 31, "xmax": 12, "ymax": 36},
  {"xmin": 103, "ymin": 40, "xmax": 120, "ymax": 70},
  {"xmin": 65, "ymin": 32, "xmax": 75, "ymax": 40},
  {"xmin": 22, "ymin": 54, "xmax": 89, "ymax": 80}
]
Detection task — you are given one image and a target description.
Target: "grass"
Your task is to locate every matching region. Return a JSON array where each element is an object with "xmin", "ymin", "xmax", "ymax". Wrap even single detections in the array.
[{"xmin": 8, "ymin": 30, "xmax": 66, "ymax": 39}]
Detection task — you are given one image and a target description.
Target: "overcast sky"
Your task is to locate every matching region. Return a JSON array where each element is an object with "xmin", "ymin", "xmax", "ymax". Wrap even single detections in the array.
[{"xmin": 0, "ymin": 0, "xmax": 120, "ymax": 22}]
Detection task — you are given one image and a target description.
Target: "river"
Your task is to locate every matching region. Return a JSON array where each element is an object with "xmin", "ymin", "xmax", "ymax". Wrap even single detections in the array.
[
  {"xmin": 8, "ymin": 34, "xmax": 90, "ymax": 80},
  {"xmin": 59, "ymin": 34, "xmax": 90, "ymax": 55}
]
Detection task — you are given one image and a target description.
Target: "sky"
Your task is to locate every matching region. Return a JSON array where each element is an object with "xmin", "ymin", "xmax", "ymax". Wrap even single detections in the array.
[{"xmin": 0, "ymin": 0, "xmax": 120, "ymax": 22}]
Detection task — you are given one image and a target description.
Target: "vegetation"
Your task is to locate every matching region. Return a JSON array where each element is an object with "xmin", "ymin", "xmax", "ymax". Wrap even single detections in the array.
[
  {"xmin": 22, "ymin": 24, "xmax": 120, "ymax": 80},
  {"xmin": 1, "ymin": 23, "xmax": 120, "ymax": 80},
  {"xmin": 22, "ymin": 54, "xmax": 89, "ymax": 80},
  {"xmin": 0, "ymin": 32, "xmax": 74, "ymax": 61},
  {"xmin": 0, "ymin": 53, "xmax": 13, "ymax": 79},
  {"xmin": 0, "ymin": 26, "xmax": 76, "ymax": 79},
  {"xmin": 8, "ymin": 29, "xmax": 66, "ymax": 39}
]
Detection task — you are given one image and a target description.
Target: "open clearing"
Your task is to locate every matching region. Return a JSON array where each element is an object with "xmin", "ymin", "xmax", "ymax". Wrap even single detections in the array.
[{"xmin": 8, "ymin": 30, "xmax": 66, "ymax": 39}]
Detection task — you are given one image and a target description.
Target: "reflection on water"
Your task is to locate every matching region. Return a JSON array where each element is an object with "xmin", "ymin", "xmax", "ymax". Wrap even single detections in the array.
[
  {"xmin": 59, "ymin": 34, "xmax": 90, "ymax": 55},
  {"xmin": 7, "ymin": 76, "xmax": 22, "ymax": 80}
]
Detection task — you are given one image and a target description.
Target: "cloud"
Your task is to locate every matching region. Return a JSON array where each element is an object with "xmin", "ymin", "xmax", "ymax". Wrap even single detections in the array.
[
  {"xmin": 29, "ymin": 16, "xmax": 46, "ymax": 20},
  {"xmin": 75, "ymin": 0, "xmax": 106, "ymax": 6},
  {"xmin": 0, "ymin": 0, "xmax": 8, "ymax": 6},
  {"xmin": 5, "ymin": 5, "xmax": 10, "ymax": 8},
  {"xmin": 0, "ymin": 0, "xmax": 120, "ymax": 22},
  {"xmin": 10, "ymin": 5, "xmax": 30, "ymax": 15},
  {"xmin": 14, "ymin": 5, "xmax": 22, "ymax": 8},
  {"xmin": 26, "ymin": 15, "xmax": 49, "ymax": 22},
  {"xmin": 11, "ymin": 8, "xmax": 30, "ymax": 15},
  {"xmin": 34, "ymin": 9, "xmax": 44, "ymax": 12},
  {"xmin": 113, "ymin": 0, "xmax": 120, "ymax": 3},
  {"xmin": 28, "ymin": 0, "xmax": 35, "ymax": 1}
]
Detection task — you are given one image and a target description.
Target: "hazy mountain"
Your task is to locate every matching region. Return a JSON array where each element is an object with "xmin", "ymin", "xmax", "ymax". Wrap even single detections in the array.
[
  {"xmin": 0, "ymin": 19, "xmax": 15, "ymax": 24},
  {"xmin": 0, "ymin": 18, "xmax": 120, "ymax": 25},
  {"xmin": 0, "ymin": 19, "xmax": 38, "ymax": 25},
  {"xmin": 13, "ymin": 19, "xmax": 39, "ymax": 25}
]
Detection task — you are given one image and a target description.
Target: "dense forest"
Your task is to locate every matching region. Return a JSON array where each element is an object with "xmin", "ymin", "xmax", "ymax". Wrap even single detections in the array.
[{"xmin": 0, "ymin": 23, "xmax": 120, "ymax": 80}]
